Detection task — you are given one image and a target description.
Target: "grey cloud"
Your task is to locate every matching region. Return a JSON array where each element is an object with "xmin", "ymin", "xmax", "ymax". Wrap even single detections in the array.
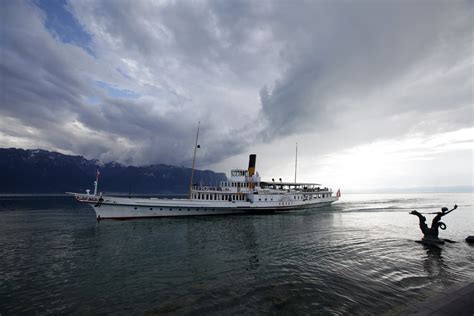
[
  {"xmin": 1, "ymin": 0, "xmax": 471, "ymax": 171},
  {"xmin": 1, "ymin": 2, "xmax": 87, "ymax": 129},
  {"xmin": 1, "ymin": 1, "xmax": 255, "ymax": 166},
  {"xmin": 259, "ymin": 0, "xmax": 472, "ymax": 142}
]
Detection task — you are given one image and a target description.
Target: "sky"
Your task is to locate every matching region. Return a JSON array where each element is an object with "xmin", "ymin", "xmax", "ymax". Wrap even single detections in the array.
[{"xmin": 0, "ymin": 0, "xmax": 472, "ymax": 192}]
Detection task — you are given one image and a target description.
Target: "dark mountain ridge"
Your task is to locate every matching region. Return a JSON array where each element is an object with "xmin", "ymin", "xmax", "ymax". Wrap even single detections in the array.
[{"xmin": 0, "ymin": 148, "xmax": 227, "ymax": 194}]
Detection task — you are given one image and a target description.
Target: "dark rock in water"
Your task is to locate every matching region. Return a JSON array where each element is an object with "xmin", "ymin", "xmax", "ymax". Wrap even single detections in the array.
[{"xmin": 466, "ymin": 236, "xmax": 474, "ymax": 243}]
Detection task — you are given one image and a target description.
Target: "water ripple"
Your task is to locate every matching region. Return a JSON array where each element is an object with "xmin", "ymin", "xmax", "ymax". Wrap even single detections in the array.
[{"xmin": 0, "ymin": 194, "xmax": 473, "ymax": 314}]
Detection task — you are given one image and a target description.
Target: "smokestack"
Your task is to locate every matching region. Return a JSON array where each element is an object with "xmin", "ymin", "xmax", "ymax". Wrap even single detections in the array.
[{"xmin": 248, "ymin": 154, "xmax": 256, "ymax": 177}]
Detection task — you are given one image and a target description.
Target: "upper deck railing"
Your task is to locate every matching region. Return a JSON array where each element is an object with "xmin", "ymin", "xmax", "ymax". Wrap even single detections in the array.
[{"xmin": 191, "ymin": 184, "xmax": 332, "ymax": 193}]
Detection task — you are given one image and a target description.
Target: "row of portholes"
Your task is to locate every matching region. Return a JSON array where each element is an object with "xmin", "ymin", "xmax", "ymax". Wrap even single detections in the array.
[
  {"xmin": 279, "ymin": 202, "xmax": 292, "ymax": 206},
  {"xmin": 133, "ymin": 207, "xmax": 218, "ymax": 212}
]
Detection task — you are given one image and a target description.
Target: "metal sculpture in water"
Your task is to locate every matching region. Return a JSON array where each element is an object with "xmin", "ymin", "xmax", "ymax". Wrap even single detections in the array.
[{"xmin": 410, "ymin": 205, "xmax": 457, "ymax": 244}]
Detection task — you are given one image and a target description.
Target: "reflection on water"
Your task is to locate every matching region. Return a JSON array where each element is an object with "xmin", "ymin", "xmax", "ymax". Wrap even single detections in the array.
[
  {"xmin": 0, "ymin": 194, "xmax": 473, "ymax": 314},
  {"xmin": 423, "ymin": 246, "xmax": 446, "ymax": 279}
]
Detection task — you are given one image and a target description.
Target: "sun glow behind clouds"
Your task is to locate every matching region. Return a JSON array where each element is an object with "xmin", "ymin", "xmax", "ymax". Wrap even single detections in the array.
[{"xmin": 317, "ymin": 128, "xmax": 474, "ymax": 191}]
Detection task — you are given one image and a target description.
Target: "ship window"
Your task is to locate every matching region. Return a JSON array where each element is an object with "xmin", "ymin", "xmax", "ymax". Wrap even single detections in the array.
[
  {"xmin": 169, "ymin": 208, "xmax": 172, "ymax": 211},
  {"xmin": 160, "ymin": 208, "xmax": 162, "ymax": 210},
  {"xmin": 134, "ymin": 207, "xmax": 137, "ymax": 210},
  {"xmin": 179, "ymin": 208, "xmax": 181, "ymax": 211},
  {"xmin": 150, "ymin": 208, "xmax": 153, "ymax": 210},
  {"xmin": 265, "ymin": 198, "xmax": 267, "ymax": 201},
  {"xmin": 259, "ymin": 198, "xmax": 261, "ymax": 201}
]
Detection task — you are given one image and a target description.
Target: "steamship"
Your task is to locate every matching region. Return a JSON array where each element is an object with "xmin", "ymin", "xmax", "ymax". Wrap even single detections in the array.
[{"xmin": 69, "ymin": 154, "xmax": 340, "ymax": 220}]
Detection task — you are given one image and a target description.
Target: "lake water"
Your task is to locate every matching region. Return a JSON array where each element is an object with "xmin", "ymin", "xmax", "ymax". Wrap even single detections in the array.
[{"xmin": 1, "ymin": 193, "xmax": 473, "ymax": 314}]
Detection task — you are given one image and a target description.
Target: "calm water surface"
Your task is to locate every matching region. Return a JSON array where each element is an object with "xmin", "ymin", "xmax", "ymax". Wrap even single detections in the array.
[{"xmin": 1, "ymin": 193, "xmax": 473, "ymax": 315}]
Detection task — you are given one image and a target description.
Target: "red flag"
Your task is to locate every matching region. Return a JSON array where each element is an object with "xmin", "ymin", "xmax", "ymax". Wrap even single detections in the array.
[
  {"xmin": 96, "ymin": 168, "xmax": 100, "ymax": 180},
  {"xmin": 336, "ymin": 188, "xmax": 341, "ymax": 198}
]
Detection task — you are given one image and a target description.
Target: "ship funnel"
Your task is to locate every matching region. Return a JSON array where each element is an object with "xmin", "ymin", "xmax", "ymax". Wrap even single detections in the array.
[{"xmin": 248, "ymin": 154, "xmax": 256, "ymax": 177}]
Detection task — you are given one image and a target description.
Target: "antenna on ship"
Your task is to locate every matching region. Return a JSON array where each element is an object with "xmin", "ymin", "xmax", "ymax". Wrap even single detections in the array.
[
  {"xmin": 189, "ymin": 122, "xmax": 200, "ymax": 199},
  {"xmin": 294, "ymin": 142, "xmax": 298, "ymax": 183}
]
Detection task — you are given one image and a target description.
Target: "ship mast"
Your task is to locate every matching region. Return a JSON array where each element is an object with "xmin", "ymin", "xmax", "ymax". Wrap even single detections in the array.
[
  {"xmin": 188, "ymin": 122, "xmax": 200, "ymax": 199},
  {"xmin": 294, "ymin": 142, "xmax": 298, "ymax": 183}
]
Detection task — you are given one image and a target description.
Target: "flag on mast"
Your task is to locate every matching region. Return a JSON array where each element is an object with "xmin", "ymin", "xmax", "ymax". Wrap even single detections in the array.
[
  {"xmin": 336, "ymin": 188, "xmax": 341, "ymax": 198},
  {"xmin": 96, "ymin": 167, "xmax": 100, "ymax": 180}
]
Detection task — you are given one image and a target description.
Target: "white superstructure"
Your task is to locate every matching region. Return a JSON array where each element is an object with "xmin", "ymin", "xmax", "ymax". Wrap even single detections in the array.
[{"xmin": 69, "ymin": 154, "xmax": 339, "ymax": 220}]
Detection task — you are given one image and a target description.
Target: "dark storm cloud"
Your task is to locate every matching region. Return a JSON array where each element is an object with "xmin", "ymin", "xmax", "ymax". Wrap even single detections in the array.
[
  {"xmin": 1, "ymin": 1, "xmax": 90, "ymax": 138},
  {"xmin": 72, "ymin": 0, "xmax": 471, "ymax": 143},
  {"xmin": 1, "ymin": 1, "xmax": 251, "ymax": 165},
  {"xmin": 1, "ymin": 0, "xmax": 471, "ymax": 168},
  {"xmin": 259, "ymin": 0, "xmax": 472, "ymax": 139}
]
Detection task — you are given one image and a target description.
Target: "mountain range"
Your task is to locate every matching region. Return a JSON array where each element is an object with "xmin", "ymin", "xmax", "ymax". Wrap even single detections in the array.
[{"xmin": 0, "ymin": 148, "xmax": 226, "ymax": 194}]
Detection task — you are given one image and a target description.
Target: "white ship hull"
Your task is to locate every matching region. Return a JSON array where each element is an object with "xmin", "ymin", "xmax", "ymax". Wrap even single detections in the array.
[
  {"xmin": 72, "ymin": 194, "xmax": 337, "ymax": 220},
  {"xmin": 70, "ymin": 153, "xmax": 340, "ymax": 220}
]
